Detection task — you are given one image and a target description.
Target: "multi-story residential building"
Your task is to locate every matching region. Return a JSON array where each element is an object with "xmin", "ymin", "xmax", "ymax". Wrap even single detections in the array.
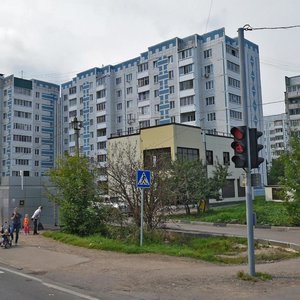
[
  {"xmin": 61, "ymin": 28, "xmax": 263, "ymax": 164},
  {"xmin": 263, "ymin": 113, "xmax": 288, "ymax": 168},
  {"xmin": 285, "ymin": 75, "xmax": 300, "ymax": 134},
  {"xmin": 0, "ymin": 73, "xmax": 60, "ymax": 225}
]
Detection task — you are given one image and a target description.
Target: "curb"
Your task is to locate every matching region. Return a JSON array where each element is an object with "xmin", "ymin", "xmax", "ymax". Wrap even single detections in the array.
[
  {"xmin": 165, "ymin": 227, "xmax": 300, "ymax": 250},
  {"xmin": 173, "ymin": 220, "xmax": 300, "ymax": 231}
]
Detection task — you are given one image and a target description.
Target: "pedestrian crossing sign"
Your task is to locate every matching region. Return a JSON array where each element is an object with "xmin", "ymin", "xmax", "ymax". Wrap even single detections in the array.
[{"xmin": 136, "ymin": 170, "xmax": 151, "ymax": 188}]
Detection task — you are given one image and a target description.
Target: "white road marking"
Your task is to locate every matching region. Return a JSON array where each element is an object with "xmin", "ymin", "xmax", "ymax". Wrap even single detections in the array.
[
  {"xmin": 0, "ymin": 271, "xmax": 4, "ymax": 274},
  {"xmin": 0, "ymin": 266, "xmax": 100, "ymax": 300}
]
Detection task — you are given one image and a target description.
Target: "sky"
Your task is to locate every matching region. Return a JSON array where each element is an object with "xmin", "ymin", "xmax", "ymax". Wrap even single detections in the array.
[{"xmin": 1, "ymin": 0, "xmax": 300, "ymax": 116}]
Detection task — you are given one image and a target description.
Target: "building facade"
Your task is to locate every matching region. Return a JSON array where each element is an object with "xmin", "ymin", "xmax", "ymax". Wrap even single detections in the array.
[
  {"xmin": 285, "ymin": 75, "xmax": 300, "ymax": 134},
  {"xmin": 263, "ymin": 113, "xmax": 288, "ymax": 168},
  {"xmin": 0, "ymin": 74, "xmax": 60, "ymax": 225},
  {"xmin": 61, "ymin": 28, "xmax": 263, "ymax": 164},
  {"xmin": 108, "ymin": 123, "xmax": 245, "ymax": 202}
]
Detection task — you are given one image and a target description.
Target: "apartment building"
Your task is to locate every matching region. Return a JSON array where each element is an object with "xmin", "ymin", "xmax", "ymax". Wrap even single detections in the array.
[
  {"xmin": 263, "ymin": 113, "xmax": 288, "ymax": 167},
  {"xmin": 61, "ymin": 28, "xmax": 263, "ymax": 163},
  {"xmin": 285, "ymin": 75, "xmax": 300, "ymax": 134},
  {"xmin": 0, "ymin": 74, "xmax": 60, "ymax": 225}
]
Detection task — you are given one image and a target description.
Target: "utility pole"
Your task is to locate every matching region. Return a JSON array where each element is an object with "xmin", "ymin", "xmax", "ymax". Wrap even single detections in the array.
[
  {"xmin": 71, "ymin": 117, "xmax": 82, "ymax": 157},
  {"xmin": 238, "ymin": 27, "xmax": 255, "ymax": 276}
]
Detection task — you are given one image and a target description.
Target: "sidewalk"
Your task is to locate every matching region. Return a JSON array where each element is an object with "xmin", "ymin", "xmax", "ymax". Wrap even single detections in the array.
[{"xmin": 166, "ymin": 220, "xmax": 300, "ymax": 250}]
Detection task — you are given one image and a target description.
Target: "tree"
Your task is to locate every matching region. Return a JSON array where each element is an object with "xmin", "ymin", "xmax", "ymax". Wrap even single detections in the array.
[
  {"xmin": 267, "ymin": 158, "xmax": 285, "ymax": 185},
  {"xmin": 280, "ymin": 134, "xmax": 300, "ymax": 225},
  {"xmin": 103, "ymin": 141, "xmax": 174, "ymax": 230},
  {"xmin": 47, "ymin": 153, "xmax": 102, "ymax": 235},
  {"xmin": 170, "ymin": 159, "xmax": 229, "ymax": 214}
]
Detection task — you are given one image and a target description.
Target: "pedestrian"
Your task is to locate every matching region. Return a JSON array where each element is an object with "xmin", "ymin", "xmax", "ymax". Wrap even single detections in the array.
[
  {"xmin": 23, "ymin": 214, "xmax": 30, "ymax": 235},
  {"xmin": 31, "ymin": 206, "xmax": 43, "ymax": 235},
  {"xmin": 10, "ymin": 207, "xmax": 22, "ymax": 245}
]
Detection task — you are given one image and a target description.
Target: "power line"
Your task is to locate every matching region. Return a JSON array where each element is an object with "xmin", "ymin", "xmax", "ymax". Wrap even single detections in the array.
[{"xmin": 244, "ymin": 24, "xmax": 300, "ymax": 31}]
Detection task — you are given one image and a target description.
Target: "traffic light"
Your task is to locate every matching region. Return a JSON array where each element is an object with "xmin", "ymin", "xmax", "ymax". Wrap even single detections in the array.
[
  {"xmin": 249, "ymin": 128, "xmax": 264, "ymax": 168},
  {"xmin": 231, "ymin": 126, "xmax": 248, "ymax": 168}
]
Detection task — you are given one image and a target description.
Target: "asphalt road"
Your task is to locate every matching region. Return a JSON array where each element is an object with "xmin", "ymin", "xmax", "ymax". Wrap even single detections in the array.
[{"xmin": 0, "ymin": 265, "xmax": 99, "ymax": 300}]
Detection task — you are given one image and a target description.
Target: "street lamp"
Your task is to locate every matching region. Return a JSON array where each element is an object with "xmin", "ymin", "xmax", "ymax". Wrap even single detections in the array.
[{"xmin": 71, "ymin": 117, "xmax": 83, "ymax": 156}]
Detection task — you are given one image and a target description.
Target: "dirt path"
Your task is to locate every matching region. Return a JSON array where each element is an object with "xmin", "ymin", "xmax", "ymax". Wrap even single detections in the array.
[{"xmin": 6, "ymin": 234, "xmax": 300, "ymax": 299}]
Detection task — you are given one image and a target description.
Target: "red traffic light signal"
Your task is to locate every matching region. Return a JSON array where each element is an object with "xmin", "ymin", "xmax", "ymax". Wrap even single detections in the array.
[{"xmin": 231, "ymin": 126, "xmax": 248, "ymax": 168}]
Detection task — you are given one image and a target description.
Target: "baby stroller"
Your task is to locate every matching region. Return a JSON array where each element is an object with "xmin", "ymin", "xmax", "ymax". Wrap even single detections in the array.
[{"xmin": 1, "ymin": 224, "xmax": 12, "ymax": 248}]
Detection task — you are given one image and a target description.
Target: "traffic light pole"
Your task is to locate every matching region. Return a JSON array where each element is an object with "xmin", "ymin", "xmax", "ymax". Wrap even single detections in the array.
[{"xmin": 238, "ymin": 27, "xmax": 255, "ymax": 276}]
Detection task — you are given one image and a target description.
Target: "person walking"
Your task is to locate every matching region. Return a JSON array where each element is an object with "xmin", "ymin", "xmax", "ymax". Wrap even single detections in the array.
[
  {"xmin": 31, "ymin": 206, "xmax": 43, "ymax": 235},
  {"xmin": 23, "ymin": 214, "xmax": 30, "ymax": 235},
  {"xmin": 11, "ymin": 207, "xmax": 22, "ymax": 245}
]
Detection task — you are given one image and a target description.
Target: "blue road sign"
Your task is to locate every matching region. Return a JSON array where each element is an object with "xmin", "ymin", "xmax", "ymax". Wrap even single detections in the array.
[{"xmin": 136, "ymin": 170, "xmax": 151, "ymax": 188}]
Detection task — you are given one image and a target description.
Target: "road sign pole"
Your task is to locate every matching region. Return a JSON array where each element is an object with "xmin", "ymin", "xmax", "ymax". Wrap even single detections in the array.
[{"xmin": 140, "ymin": 189, "xmax": 144, "ymax": 247}]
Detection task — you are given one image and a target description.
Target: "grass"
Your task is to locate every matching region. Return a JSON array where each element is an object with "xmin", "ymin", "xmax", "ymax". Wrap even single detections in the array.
[
  {"xmin": 42, "ymin": 230, "xmax": 300, "ymax": 264},
  {"xmin": 237, "ymin": 270, "xmax": 273, "ymax": 282},
  {"xmin": 170, "ymin": 197, "xmax": 291, "ymax": 226}
]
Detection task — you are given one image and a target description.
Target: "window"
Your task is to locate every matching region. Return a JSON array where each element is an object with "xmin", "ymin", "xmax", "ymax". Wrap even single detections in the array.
[
  {"xmin": 97, "ymin": 154, "xmax": 107, "ymax": 162},
  {"xmin": 97, "ymin": 115, "xmax": 106, "ymax": 123},
  {"xmin": 139, "ymin": 120, "xmax": 150, "ymax": 128},
  {"xmin": 169, "ymin": 86, "xmax": 175, "ymax": 94},
  {"xmin": 69, "ymin": 98, "xmax": 77, "ymax": 106},
  {"xmin": 138, "ymin": 62, "xmax": 148, "ymax": 72},
  {"xmin": 69, "ymin": 87, "xmax": 76, "ymax": 94},
  {"xmin": 170, "ymin": 116, "xmax": 176, "ymax": 123},
  {"xmin": 223, "ymin": 152, "xmax": 230, "ymax": 165},
  {"xmin": 228, "ymin": 77, "xmax": 240, "ymax": 88},
  {"xmin": 170, "ymin": 101, "xmax": 175, "ymax": 109},
  {"xmin": 97, "ymin": 141, "xmax": 106, "ymax": 149},
  {"xmin": 117, "ymin": 116, "xmax": 122, "ymax": 123},
  {"xmin": 126, "ymin": 73, "xmax": 132, "ymax": 82},
  {"xmin": 204, "ymin": 64, "xmax": 213, "ymax": 75},
  {"xmin": 155, "ymin": 119, "xmax": 160, "ymax": 126},
  {"xmin": 116, "ymin": 77, "xmax": 122, "ymax": 84},
  {"xmin": 154, "ymin": 75, "xmax": 159, "ymax": 83},
  {"xmin": 228, "ymin": 93, "xmax": 241, "ymax": 104},
  {"xmin": 16, "ymin": 159, "xmax": 29, "ymax": 165},
  {"xmin": 230, "ymin": 110, "xmax": 242, "ymax": 120},
  {"xmin": 204, "ymin": 49, "xmax": 212, "ymax": 59},
  {"xmin": 154, "ymin": 90, "xmax": 159, "ymax": 97},
  {"xmin": 139, "ymin": 105, "xmax": 150, "ymax": 115},
  {"xmin": 117, "ymin": 103, "xmax": 122, "ymax": 110},
  {"xmin": 168, "ymin": 55, "xmax": 173, "ymax": 63},
  {"xmin": 155, "ymin": 104, "xmax": 160, "ymax": 112},
  {"xmin": 97, "ymin": 128, "xmax": 106, "ymax": 137},
  {"xmin": 205, "ymin": 80, "xmax": 214, "ymax": 90},
  {"xmin": 14, "ymin": 111, "xmax": 32, "ymax": 119},
  {"xmin": 116, "ymin": 90, "xmax": 122, "ymax": 97},
  {"xmin": 96, "ymin": 89, "xmax": 106, "ymax": 98},
  {"xmin": 127, "ymin": 87, "xmax": 133, "ymax": 94},
  {"xmin": 35, "ymin": 161, "xmax": 39, "ymax": 166},
  {"xmin": 168, "ymin": 70, "xmax": 174, "ymax": 80},
  {"xmin": 180, "ymin": 95, "xmax": 194, "ymax": 106},
  {"xmin": 153, "ymin": 60, "xmax": 158, "ymax": 68},
  {"xmin": 138, "ymin": 77, "xmax": 149, "ymax": 87},
  {"xmin": 138, "ymin": 91, "xmax": 150, "ymax": 101},
  {"xmin": 35, "ymin": 114, "xmax": 40, "ymax": 121},
  {"xmin": 35, "ymin": 137, "xmax": 39, "ymax": 143},
  {"xmin": 226, "ymin": 45, "xmax": 239, "ymax": 57},
  {"xmin": 181, "ymin": 112, "xmax": 195, "ymax": 122},
  {"xmin": 179, "ymin": 48, "xmax": 192, "ymax": 59},
  {"xmin": 206, "ymin": 150, "xmax": 213, "ymax": 165},
  {"xmin": 206, "ymin": 96, "xmax": 215, "ymax": 105},
  {"xmin": 14, "ymin": 98, "xmax": 32, "ymax": 107},
  {"xmin": 96, "ymin": 77, "xmax": 106, "ymax": 86},
  {"xmin": 13, "ymin": 135, "xmax": 32, "ymax": 142},
  {"xmin": 127, "ymin": 100, "xmax": 133, "ymax": 108},
  {"xmin": 180, "ymin": 80, "xmax": 193, "ymax": 91},
  {"xmin": 207, "ymin": 113, "xmax": 216, "ymax": 121},
  {"xmin": 177, "ymin": 147, "xmax": 199, "ymax": 161},
  {"xmin": 179, "ymin": 64, "xmax": 193, "ymax": 76},
  {"xmin": 35, "ymin": 103, "xmax": 40, "ymax": 109},
  {"xmin": 227, "ymin": 61, "xmax": 240, "ymax": 73},
  {"xmin": 96, "ymin": 102, "xmax": 106, "ymax": 111}
]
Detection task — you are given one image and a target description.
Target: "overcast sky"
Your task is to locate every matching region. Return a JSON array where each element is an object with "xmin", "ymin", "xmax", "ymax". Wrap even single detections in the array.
[{"xmin": 1, "ymin": 0, "xmax": 300, "ymax": 116}]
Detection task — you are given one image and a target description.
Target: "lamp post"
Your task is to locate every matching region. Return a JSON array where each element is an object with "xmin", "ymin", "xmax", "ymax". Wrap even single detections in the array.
[{"xmin": 71, "ymin": 117, "xmax": 82, "ymax": 157}]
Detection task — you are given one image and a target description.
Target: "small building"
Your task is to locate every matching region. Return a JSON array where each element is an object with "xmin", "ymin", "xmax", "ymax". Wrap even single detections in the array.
[{"xmin": 108, "ymin": 123, "xmax": 245, "ymax": 203}]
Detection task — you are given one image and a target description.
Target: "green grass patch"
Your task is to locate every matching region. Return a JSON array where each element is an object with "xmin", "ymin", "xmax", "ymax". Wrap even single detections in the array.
[
  {"xmin": 237, "ymin": 270, "xmax": 273, "ymax": 282},
  {"xmin": 170, "ymin": 197, "xmax": 291, "ymax": 226},
  {"xmin": 42, "ymin": 229, "xmax": 300, "ymax": 264}
]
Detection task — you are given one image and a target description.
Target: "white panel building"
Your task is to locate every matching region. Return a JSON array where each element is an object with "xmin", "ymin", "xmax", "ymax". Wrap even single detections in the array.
[{"xmin": 61, "ymin": 28, "xmax": 264, "ymax": 167}]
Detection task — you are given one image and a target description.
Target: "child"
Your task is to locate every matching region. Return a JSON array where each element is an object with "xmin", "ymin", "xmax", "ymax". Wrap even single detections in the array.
[
  {"xmin": 1, "ymin": 220, "xmax": 11, "ymax": 247},
  {"xmin": 23, "ymin": 214, "xmax": 30, "ymax": 235}
]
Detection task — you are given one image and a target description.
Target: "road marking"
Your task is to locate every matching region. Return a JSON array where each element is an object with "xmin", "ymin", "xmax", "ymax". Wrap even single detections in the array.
[
  {"xmin": 0, "ymin": 266, "xmax": 100, "ymax": 300},
  {"xmin": 0, "ymin": 271, "xmax": 4, "ymax": 274}
]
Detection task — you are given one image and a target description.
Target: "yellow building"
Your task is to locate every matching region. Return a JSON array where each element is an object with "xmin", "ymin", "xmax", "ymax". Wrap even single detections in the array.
[{"xmin": 108, "ymin": 123, "xmax": 245, "ymax": 202}]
